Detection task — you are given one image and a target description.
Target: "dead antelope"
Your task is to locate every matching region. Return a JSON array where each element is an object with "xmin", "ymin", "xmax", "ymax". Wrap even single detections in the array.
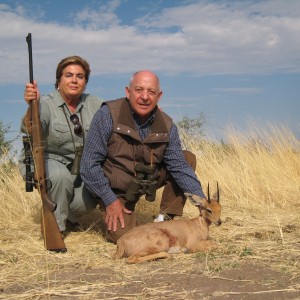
[{"xmin": 113, "ymin": 184, "xmax": 221, "ymax": 264}]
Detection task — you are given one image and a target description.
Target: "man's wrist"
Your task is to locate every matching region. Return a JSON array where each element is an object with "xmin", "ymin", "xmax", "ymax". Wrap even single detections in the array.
[{"xmin": 102, "ymin": 192, "xmax": 118, "ymax": 207}]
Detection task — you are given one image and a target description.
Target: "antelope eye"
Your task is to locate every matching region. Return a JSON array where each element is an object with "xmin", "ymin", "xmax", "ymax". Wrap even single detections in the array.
[{"xmin": 207, "ymin": 208, "xmax": 213, "ymax": 214}]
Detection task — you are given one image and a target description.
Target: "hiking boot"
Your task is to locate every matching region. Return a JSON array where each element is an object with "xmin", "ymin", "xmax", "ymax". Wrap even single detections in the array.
[
  {"xmin": 61, "ymin": 231, "xmax": 70, "ymax": 239},
  {"xmin": 66, "ymin": 219, "xmax": 83, "ymax": 232}
]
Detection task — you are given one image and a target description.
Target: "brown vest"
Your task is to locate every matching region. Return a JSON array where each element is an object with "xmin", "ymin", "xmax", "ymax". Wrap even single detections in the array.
[{"xmin": 102, "ymin": 98, "xmax": 173, "ymax": 196}]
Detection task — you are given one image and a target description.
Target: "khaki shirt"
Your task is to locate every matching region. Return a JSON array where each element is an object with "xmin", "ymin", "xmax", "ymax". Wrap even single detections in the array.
[{"xmin": 19, "ymin": 90, "xmax": 102, "ymax": 175}]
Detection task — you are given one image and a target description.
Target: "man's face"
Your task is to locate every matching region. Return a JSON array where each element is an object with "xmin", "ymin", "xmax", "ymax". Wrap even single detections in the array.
[{"xmin": 126, "ymin": 71, "xmax": 162, "ymax": 121}]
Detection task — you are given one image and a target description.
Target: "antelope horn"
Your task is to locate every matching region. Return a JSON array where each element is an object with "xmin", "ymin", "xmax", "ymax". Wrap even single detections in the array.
[
  {"xmin": 207, "ymin": 183, "xmax": 211, "ymax": 203},
  {"xmin": 217, "ymin": 181, "xmax": 220, "ymax": 202}
]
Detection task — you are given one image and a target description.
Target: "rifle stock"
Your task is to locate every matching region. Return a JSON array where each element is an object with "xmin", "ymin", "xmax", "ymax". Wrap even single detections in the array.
[{"xmin": 25, "ymin": 33, "xmax": 67, "ymax": 252}]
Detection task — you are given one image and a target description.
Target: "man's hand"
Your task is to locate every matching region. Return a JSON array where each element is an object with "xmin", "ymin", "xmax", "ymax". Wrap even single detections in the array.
[{"xmin": 105, "ymin": 199, "xmax": 131, "ymax": 232}]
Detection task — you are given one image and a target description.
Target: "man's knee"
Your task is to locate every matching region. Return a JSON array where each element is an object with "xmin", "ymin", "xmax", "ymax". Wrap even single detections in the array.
[
  {"xmin": 105, "ymin": 213, "xmax": 137, "ymax": 243},
  {"xmin": 183, "ymin": 150, "xmax": 196, "ymax": 170}
]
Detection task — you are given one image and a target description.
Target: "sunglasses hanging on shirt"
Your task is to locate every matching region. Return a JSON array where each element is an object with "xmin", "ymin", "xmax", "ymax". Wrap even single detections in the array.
[{"xmin": 70, "ymin": 114, "xmax": 83, "ymax": 136}]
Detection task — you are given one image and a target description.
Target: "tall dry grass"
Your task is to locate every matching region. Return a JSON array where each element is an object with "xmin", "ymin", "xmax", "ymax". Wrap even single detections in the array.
[{"xmin": 0, "ymin": 124, "xmax": 299, "ymax": 299}]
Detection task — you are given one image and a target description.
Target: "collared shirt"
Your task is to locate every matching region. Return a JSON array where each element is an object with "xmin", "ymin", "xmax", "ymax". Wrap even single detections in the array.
[
  {"xmin": 81, "ymin": 104, "xmax": 206, "ymax": 206},
  {"xmin": 19, "ymin": 90, "xmax": 102, "ymax": 176},
  {"xmin": 133, "ymin": 111, "xmax": 155, "ymax": 141}
]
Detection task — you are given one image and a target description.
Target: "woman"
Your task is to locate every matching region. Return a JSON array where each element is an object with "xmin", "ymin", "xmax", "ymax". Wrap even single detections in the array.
[{"xmin": 19, "ymin": 56, "xmax": 102, "ymax": 235}]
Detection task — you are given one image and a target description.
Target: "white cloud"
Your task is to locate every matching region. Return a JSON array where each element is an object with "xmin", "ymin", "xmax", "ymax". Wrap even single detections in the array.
[
  {"xmin": 73, "ymin": 0, "xmax": 122, "ymax": 30},
  {"xmin": 0, "ymin": 0, "xmax": 300, "ymax": 85}
]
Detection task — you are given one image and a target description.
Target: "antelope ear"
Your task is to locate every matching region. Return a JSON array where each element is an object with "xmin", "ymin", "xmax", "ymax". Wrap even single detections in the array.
[{"xmin": 185, "ymin": 193, "xmax": 207, "ymax": 207}]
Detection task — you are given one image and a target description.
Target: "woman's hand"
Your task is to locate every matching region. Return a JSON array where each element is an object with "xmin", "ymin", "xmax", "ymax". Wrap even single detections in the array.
[{"xmin": 24, "ymin": 80, "xmax": 40, "ymax": 104}]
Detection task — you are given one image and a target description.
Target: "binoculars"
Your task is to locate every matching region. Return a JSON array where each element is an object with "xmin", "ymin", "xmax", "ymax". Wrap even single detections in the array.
[
  {"xmin": 125, "ymin": 163, "xmax": 158, "ymax": 202},
  {"xmin": 71, "ymin": 145, "xmax": 83, "ymax": 175}
]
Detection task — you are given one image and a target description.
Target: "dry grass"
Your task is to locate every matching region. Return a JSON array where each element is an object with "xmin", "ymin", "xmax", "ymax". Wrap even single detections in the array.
[{"xmin": 0, "ymin": 124, "xmax": 299, "ymax": 299}]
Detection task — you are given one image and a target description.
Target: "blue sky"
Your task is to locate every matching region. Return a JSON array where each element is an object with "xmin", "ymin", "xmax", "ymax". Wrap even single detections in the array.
[{"xmin": 0, "ymin": 0, "xmax": 299, "ymax": 152}]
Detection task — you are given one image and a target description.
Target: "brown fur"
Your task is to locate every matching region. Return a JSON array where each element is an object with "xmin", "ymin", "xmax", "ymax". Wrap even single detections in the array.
[{"xmin": 113, "ymin": 193, "xmax": 221, "ymax": 264}]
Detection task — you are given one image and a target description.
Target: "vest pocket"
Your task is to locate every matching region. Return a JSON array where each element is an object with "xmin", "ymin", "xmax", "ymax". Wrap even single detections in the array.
[{"xmin": 103, "ymin": 162, "xmax": 132, "ymax": 193}]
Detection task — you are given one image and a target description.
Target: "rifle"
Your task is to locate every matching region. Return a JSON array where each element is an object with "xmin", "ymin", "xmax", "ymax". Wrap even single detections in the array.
[{"xmin": 24, "ymin": 33, "xmax": 67, "ymax": 252}]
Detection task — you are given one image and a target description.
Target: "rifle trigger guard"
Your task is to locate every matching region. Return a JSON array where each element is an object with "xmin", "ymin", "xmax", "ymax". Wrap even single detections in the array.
[{"xmin": 46, "ymin": 179, "xmax": 52, "ymax": 191}]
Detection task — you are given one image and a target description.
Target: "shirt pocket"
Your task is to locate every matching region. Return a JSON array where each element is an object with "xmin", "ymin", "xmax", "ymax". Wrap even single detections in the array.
[{"xmin": 49, "ymin": 122, "xmax": 72, "ymax": 147}]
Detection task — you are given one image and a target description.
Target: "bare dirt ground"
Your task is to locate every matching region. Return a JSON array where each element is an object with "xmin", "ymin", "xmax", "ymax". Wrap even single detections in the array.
[
  {"xmin": 48, "ymin": 261, "xmax": 300, "ymax": 300},
  {"xmin": 3, "ymin": 254, "xmax": 299, "ymax": 300}
]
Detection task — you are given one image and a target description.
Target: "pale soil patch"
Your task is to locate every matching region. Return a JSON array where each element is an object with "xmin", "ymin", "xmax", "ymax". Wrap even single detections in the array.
[{"xmin": 2, "ymin": 251, "xmax": 300, "ymax": 299}]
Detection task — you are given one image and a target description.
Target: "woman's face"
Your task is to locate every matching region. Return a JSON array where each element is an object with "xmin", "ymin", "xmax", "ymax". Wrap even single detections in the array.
[{"xmin": 57, "ymin": 64, "xmax": 86, "ymax": 101}]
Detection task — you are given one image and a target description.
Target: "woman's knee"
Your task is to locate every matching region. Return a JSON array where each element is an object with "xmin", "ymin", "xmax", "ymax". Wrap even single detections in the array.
[
  {"xmin": 70, "ymin": 185, "xmax": 98, "ymax": 214},
  {"xmin": 46, "ymin": 160, "xmax": 73, "ymax": 188}
]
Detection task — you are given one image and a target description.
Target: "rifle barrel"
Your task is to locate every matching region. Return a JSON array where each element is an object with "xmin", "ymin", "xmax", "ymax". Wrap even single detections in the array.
[{"xmin": 26, "ymin": 33, "xmax": 34, "ymax": 84}]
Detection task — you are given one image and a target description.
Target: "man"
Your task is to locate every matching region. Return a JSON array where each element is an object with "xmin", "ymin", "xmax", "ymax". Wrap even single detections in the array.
[{"xmin": 81, "ymin": 70, "xmax": 206, "ymax": 243}]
